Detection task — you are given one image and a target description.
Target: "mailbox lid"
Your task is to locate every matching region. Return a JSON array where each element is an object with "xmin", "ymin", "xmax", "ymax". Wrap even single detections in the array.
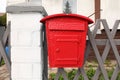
[
  {"xmin": 48, "ymin": 18, "xmax": 86, "ymax": 31},
  {"xmin": 40, "ymin": 14, "xmax": 93, "ymax": 24}
]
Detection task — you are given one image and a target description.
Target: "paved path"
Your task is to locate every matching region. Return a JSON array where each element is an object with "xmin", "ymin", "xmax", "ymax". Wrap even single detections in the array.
[{"xmin": 0, "ymin": 65, "xmax": 9, "ymax": 80}]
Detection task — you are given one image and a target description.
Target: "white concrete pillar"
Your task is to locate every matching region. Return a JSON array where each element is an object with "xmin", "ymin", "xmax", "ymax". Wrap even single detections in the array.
[{"xmin": 7, "ymin": 2, "xmax": 47, "ymax": 80}]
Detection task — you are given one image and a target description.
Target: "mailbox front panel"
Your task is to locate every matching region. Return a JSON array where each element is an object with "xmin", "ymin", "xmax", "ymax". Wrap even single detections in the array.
[
  {"xmin": 54, "ymin": 35, "xmax": 80, "ymax": 66},
  {"xmin": 46, "ymin": 17, "xmax": 88, "ymax": 67}
]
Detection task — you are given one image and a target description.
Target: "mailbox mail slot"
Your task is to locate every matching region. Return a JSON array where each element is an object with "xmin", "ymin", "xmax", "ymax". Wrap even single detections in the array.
[{"xmin": 40, "ymin": 14, "xmax": 93, "ymax": 67}]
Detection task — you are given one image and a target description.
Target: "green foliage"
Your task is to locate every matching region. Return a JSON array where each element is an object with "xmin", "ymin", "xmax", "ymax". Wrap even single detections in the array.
[
  {"xmin": 49, "ymin": 73, "xmax": 64, "ymax": 80},
  {"xmin": 0, "ymin": 58, "xmax": 5, "ymax": 66},
  {"xmin": 0, "ymin": 14, "xmax": 6, "ymax": 26},
  {"xmin": 107, "ymin": 68, "xmax": 114, "ymax": 79},
  {"xmin": 49, "ymin": 73, "xmax": 56, "ymax": 80},
  {"xmin": 117, "ymin": 72, "xmax": 120, "ymax": 80},
  {"xmin": 98, "ymin": 74, "xmax": 104, "ymax": 80},
  {"xmin": 49, "ymin": 68, "xmax": 120, "ymax": 80},
  {"xmin": 87, "ymin": 67, "xmax": 95, "ymax": 80},
  {"xmin": 59, "ymin": 75, "xmax": 64, "ymax": 80},
  {"xmin": 78, "ymin": 75, "xmax": 84, "ymax": 80},
  {"xmin": 67, "ymin": 69, "xmax": 77, "ymax": 80},
  {"xmin": 63, "ymin": 1, "xmax": 72, "ymax": 14}
]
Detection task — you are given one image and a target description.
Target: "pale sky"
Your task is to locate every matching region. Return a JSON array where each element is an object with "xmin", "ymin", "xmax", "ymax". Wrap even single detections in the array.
[{"xmin": 0, "ymin": 0, "xmax": 6, "ymax": 12}]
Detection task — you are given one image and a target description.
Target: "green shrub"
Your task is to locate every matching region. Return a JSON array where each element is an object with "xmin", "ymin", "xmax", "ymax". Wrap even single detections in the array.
[
  {"xmin": 49, "ymin": 73, "xmax": 64, "ymax": 80},
  {"xmin": 0, "ymin": 14, "xmax": 6, "ymax": 26},
  {"xmin": 49, "ymin": 73, "xmax": 56, "ymax": 80},
  {"xmin": 67, "ymin": 69, "xmax": 77, "ymax": 80},
  {"xmin": 87, "ymin": 67, "xmax": 95, "ymax": 80},
  {"xmin": 49, "ymin": 68, "xmax": 120, "ymax": 80},
  {"xmin": 78, "ymin": 74, "xmax": 84, "ymax": 80},
  {"xmin": 107, "ymin": 68, "xmax": 114, "ymax": 79},
  {"xmin": 117, "ymin": 72, "xmax": 120, "ymax": 80},
  {"xmin": 0, "ymin": 58, "xmax": 5, "ymax": 66}
]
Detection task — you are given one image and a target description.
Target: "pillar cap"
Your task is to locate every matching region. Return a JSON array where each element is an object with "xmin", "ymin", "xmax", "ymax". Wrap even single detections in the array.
[{"xmin": 7, "ymin": 2, "xmax": 47, "ymax": 16}]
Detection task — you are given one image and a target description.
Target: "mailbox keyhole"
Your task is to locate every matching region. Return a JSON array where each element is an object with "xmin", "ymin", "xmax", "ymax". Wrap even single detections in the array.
[{"xmin": 56, "ymin": 48, "xmax": 60, "ymax": 53}]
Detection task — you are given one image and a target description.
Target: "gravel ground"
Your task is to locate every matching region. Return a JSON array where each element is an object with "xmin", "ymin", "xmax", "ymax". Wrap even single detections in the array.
[{"xmin": 0, "ymin": 65, "xmax": 10, "ymax": 80}]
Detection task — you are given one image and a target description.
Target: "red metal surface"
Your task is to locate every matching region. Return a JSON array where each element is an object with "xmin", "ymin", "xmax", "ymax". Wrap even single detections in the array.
[
  {"xmin": 40, "ymin": 14, "xmax": 93, "ymax": 68},
  {"xmin": 40, "ymin": 14, "xmax": 93, "ymax": 24}
]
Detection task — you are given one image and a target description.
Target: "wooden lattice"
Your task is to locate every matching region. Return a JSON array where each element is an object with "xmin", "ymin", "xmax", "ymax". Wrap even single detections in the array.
[{"xmin": 43, "ymin": 19, "xmax": 120, "ymax": 80}]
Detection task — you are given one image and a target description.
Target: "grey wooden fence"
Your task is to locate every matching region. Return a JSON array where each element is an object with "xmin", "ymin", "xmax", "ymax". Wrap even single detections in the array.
[
  {"xmin": 43, "ymin": 19, "xmax": 120, "ymax": 80},
  {"xmin": 0, "ymin": 22, "xmax": 11, "ymax": 75}
]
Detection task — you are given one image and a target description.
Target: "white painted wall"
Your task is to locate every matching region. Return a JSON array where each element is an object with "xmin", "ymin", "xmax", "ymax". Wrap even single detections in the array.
[
  {"xmin": 7, "ymin": 0, "xmax": 41, "ymax": 5},
  {"xmin": 7, "ymin": 0, "xmax": 95, "ymax": 20},
  {"xmin": 8, "ymin": 12, "xmax": 43, "ymax": 80},
  {"xmin": 42, "ymin": 0, "xmax": 63, "ymax": 15},
  {"xmin": 7, "ymin": 0, "xmax": 26, "ymax": 5},
  {"xmin": 101, "ymin": 0, "xmax": 120, "ymax": 29},
  {"xmin": 42, "ymin": 0, "xmax": 95, "ymax": 31},
  {"xmin": 77, "ymin": 0, "xmax": 95, "ymax": 20},
  {"xmin": 42, "ymin": 0, "xmax": 95, "ymax": 20},
  {"xmin": 7, "ymin": 0, "xmax": 120, "ymax": 29},
  {"xmin": 42, "ymin": 0, "xmax": 120, "ymax": 29}
]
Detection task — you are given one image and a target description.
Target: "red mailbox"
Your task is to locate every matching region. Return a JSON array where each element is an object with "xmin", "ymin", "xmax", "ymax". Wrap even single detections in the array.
[{"xmin": 40, "ymin": 14, "xmax": 93, "ymax": 68}]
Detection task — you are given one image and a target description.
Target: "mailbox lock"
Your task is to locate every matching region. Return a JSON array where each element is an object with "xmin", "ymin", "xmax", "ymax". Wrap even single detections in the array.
[{"xmin": 56, "ymin": 48, "xmax": 60, "ymax": 53}]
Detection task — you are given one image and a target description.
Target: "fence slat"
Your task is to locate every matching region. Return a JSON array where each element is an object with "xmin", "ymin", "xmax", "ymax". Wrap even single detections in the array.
[
  {"xmin": 95, "ymin": 39, "xmax": 120, "ymax": 45},
  {"xmin": 92, "ymin": 19, "xmax": 101, "ymax": 37},
  {"xmin": 88, "ymin": 28, "xmax": 109, "ymax": 80},
  {"xmin": 0, "ymin": 21, "xmax": 11, "ymax": 75},
  {"xmin": 111, "ymin": 65, "xmax": 119, "ymax": 80},
  {"xmin": 93, "ymin": 20, "xmax": 120, "ymax": 80},
  {"xmin": 55, "ymin": 68, "xmax": 68, "ymax": 80},
  {"xmin": 2, "ymin": 22, "xmax": 10, "ymax": 46},
  {"xmin": 101, "ymin": 20, "xmax": 120, "ymax": 80},
  {"xmin": 73, "ymin": 68, "xmax": 81, "ymax": 80},
  {"xmin": 102, "ymin": 20, "xmax": 120, "ymax": 67},
  {"xmin": 80, "ymin": 68, "xmax": 89, "ymax": 80},
  {"xmin": 0, "ymin": 41, "xmax": 10, "ymax": 73}
]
